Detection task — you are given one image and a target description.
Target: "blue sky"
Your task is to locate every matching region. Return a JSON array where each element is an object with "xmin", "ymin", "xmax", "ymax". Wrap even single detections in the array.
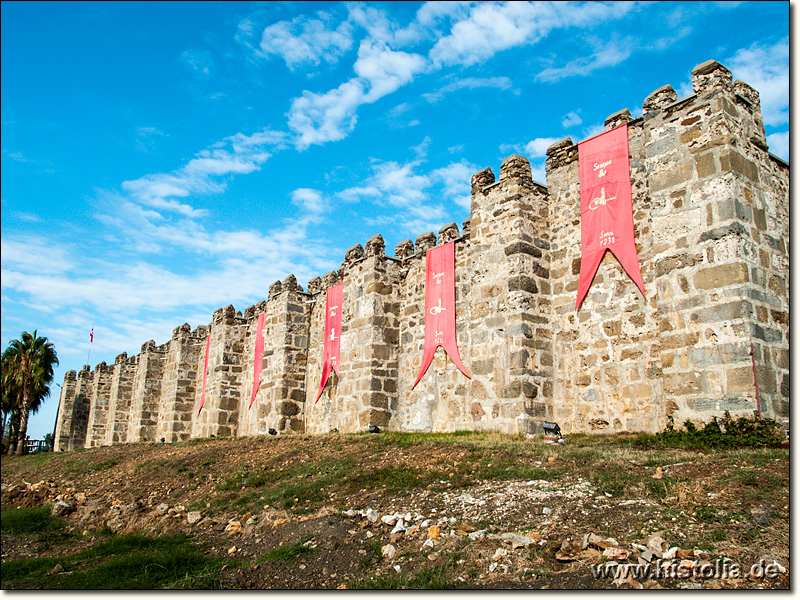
[{"xmin": 1, "ymin": 1, "xmax": 789, "ymax": 439}]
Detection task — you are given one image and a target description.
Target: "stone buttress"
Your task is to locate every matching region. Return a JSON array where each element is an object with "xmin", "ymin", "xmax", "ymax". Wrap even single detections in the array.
[
  {"xmin": 392, "ymin": 224, "xmax": 472, "ymax": 432},
  {"xmin": 156, "ymin": 324, "xmax": 207, "ymax": 443},
  {"xmin": 190, "ymin": 305, "xmax": 246, "ymax": 438},
  {"xmin": 104, "ymin": 353, "xmax": 138, "ymax": 445},
  {"xmin": 240, "ymin": 276, "xmax": 309, "ymax": 436},
  {"xmin": 127, "ymin": 340, "xmax": 167, "ymax": 442},
  {"xmin": 84, "ymin": 361, "xmax": 114, "ymax": 447},
  {"xmin": 67, "ymin": 366, "xmax": 93, "ymax": 450},
  {"xmin": 53, "ymin": 370, "xmax": 77, "ymax": 452},
  {"xmin": 305, "ymin": 238, "xmax": 402, "ymax": 432},
  {"xmin": 465, "ymin": 156, "xmax": 553, "ymax": 433}
]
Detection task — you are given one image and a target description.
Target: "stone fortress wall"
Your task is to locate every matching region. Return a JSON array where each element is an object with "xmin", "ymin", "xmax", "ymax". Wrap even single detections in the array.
[{"xmin": 54, "ymin": 60, "xmax": 789, "ymax": 451}]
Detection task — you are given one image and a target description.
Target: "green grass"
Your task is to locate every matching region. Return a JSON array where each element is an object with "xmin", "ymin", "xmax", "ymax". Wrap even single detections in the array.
[
  {"xmin": 10, "ymin": 451, "xmax": 56, "ymax": 468},
  {"xmin": 349, "ymin": 556, "xmax": 462, "ymax": 589},
  {"xmin": 631, "ymin": 412, "xmax": 784, "ymax": 450},
  {"xmin": 213, "ymin": 454, "xmax": 357, "ymax": 513},
  {"xmin": 349, "ymin": 573, "xmax": 408, "ymax": 589},
  {"xmin": 257, "ymin": 538, "xmax": 316, "ymax": 564},
  {"xmin": 1, "ymin": 533, "xmax": 236, "ymax": 589},
  {"xmin": 1, "ymin": 506, "xmax": 67, "ymax": 535},
  {"xmin": 65, "ymin": 457, "xmax": 118, "ymax": 474},
  {"xmin": 349, "ymin": 464, "xmax": 443, "ymax": 492}
]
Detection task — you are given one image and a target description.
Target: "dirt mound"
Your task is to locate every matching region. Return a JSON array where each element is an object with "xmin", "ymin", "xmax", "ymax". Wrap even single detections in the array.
[{"xmin": 1, "ymin": 433, "xmax": 789, "ymax": 589}]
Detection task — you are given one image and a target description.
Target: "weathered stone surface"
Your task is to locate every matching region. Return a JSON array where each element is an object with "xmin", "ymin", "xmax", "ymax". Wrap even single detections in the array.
[
  {"xmin": 415, "ymin": 232, "xmax": 436, "ymax": 253},
  {"xmin": 643, "ymin": 85, "xmax": 678, "ymax": 113},
  {"xmin": 692, "ymin": 60, "xmax": 733, "ymax": 92},
  {"xmin": 365, "ymin": 234, "xmax": 385, "ymax": 257},
  {"xmin": 500, "ymin": 154, "xmax": 532, "ymax": 181},
  {"xmin": 605, "ymin": 108, "xmax": 631, "ymax": 130},
  {"xmin": 471, "ymin": 167, "xmax": 495, "ymax": 194},
  {"xmin": 693, "ymin": 263, "xmax": 749, "ymax": 289},
  {"xmin": 394, "ymin": 239, "xmax": 414, "ymax": 260},
  {"xmin": 56, "ymin": 59, "xmax": 789, "ymax": 450}
]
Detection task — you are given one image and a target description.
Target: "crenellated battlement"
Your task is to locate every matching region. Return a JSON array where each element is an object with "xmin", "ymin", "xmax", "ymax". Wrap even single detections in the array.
[{"xmin": 55, "ymin": 60, "xmax": 788, "ymax": 449}]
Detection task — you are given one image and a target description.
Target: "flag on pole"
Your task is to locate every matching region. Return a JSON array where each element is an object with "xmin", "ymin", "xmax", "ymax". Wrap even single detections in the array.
[{"xmin": 90, "ymin": 327, "xmax": 94, "ymax": 343}]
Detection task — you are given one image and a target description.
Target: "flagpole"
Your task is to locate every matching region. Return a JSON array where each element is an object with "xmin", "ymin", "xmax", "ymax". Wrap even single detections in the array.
[{"xmin": 87, "ymin": 326, "xmax": 93, "ymax": 367}]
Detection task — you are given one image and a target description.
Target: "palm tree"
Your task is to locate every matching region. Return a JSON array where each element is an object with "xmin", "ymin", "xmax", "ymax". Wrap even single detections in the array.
[
  {"xmin": 2, "ymin": 331, "xmax": 58, "ymax": 455},
  {"xmin": 1, "ymin": 358, "xmax": 23, "ymax": 451}
]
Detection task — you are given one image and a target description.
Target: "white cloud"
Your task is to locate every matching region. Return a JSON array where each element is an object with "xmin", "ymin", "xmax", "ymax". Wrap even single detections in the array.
[
  {"xmin": 347, "ymin": 2, "xmax": 470, "ymax": 47},
  {"xmin": 422, "ymin": 76, "xmax": 515, "ymax": 103},
  {"xmin": 3, "ymin": 150, "xmax": 31, "ymax": 162},
  {"xmin": 12, "ymin": 212, "xmax": 41, "ymax": 223},
  {"xmin": 767, "ymin": 131, "xmax": 788, "ymax": 161},
  {"xmin": 432, "ymin": 160, "xmax": 475, "ymax": 209},
  {"xmin": 675, "ymin": 78, "xmax": 694, "ymax": 99},
  {"xmin": 347, "ymin": 4, "xmax": 402, "ymax": 46},
  {"xmin": 122, "ymin": 128, "xmax": 286, "ymax": 215},
  {"xmin": 259, "ymin": 14, "xmax": 353, "ymax": 70},
  {"xmin": 536, "ymin": 35, "xmax": 634, "ymax": 83},
  {"xmin": 288, "ymin": 79, "xmax": 366, "ymax": 148},
  {"xmin": 581, "ymin": 123, "xmax": 605, "ymax": 141},
  {"xmin": 288, "ymin": 43, "xmax": 426, "ymax": 149},
  {"xmin": 498, "ymin": 137, "xmax": 563, "ymax": 184},
  {"xmin": 354, "ymin": 42, "xmax": 427, "ymax": 102},
  {"xmin": 292, "ymin": 188, "xmax": 326, "ymax": 216},
  {"xmin": 180, "ymin": 49, "xmax": 212, "ymax": 75},
  {"xmin": 524, "ymin": 138, "xmax": 560, "ymax": 184},
  {"xmin": 561, "ymin": 111, "xmax": 582, "ymax": 128},
  {"xmin": 524, "ymin": 137, "xmax": 561, "ymax": 158},
  {"xmin": 1, "ymin": 206, "xmax": 337, "ymax": 319},
  {"xmin": 1, "ymin": 236, "xmax": 74, "ymax": 275},
  {"xmin": 429, "ymin": 2, "xmax": 558, "ymax": 67},
  {"xmin": 335, "ymin": 155, "xmax": 474, "ymax": 235},
  {"xmin": 283, "ymin": 1, "xmax": 640, "ymax": 151},
  {"xmin": 726, "ymin": 38, "xmax": 789, "ymax": 127},
  {"xmin": 335, "ymin": 185, "xmax": 381, "ymax": 204},
  {"xmin": 135, "ymin": 127, "xmax": 168, "ymax": 154},
  {"xmin": 429, "ymin": 1, "xmax": 633, "ymax": 68}
]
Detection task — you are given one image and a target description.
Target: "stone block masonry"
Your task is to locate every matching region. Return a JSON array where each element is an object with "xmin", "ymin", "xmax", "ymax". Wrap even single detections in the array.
[
  {"xmin": 55, "ymin": 60, "xmax": 788, "ymax": 450},
  {"xmin": 84, "ymin": 361, "xmax": 114, "ymax": 447},
  {"xmin": 53, "ymin": 371, "xmax": 77, "ymax": 452},
  {"xmin": 104, "ymin": 353, "xmax": 138, "ymax": 445}
]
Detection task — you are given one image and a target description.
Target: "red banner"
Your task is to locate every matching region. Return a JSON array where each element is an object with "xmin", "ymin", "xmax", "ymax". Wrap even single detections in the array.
[
  {"xmin": 198, "ymin": 333, "xmax": 210, "ymax": 413},
  {"xmin": 249, "ymin": 312, "xmax": 266, "ymax": 409},
  {"xmin": 315, "ymin": 283, "xmax": 343, "ymax": 402},
  {"xmin": 576, "ymin": 124, "xmax": 645, "ymax": 309},
  {"xmin": 412, "ymin": 241, "xmax": 470, "ymax": 389}
]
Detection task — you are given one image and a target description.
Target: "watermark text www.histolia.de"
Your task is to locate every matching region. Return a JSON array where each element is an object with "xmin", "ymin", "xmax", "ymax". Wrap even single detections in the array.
[{"xmin": 592, "ymin": 558, "xmax": 786, "ymax": 581}]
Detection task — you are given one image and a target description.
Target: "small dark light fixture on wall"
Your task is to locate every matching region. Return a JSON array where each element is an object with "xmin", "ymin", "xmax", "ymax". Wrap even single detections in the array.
[{"xmin": 268, "ymin": 428, "xmax": 278, "ymax": 436}]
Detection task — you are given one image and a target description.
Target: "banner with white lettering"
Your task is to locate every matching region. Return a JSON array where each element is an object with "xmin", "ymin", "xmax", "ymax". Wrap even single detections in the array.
[
  {"xmin": 248, "ymin": 313, "xmax": 266, "ymax": 409},
  {"xmin": 315, "ymin": 283, "xmax": 343, "ymax": 402},
  {"xmin": 198, "ymin": 333, "xmax": 210, "ymax": 413},
  {"xmin": 576, "ymin": 124, "xmax": 645, "ymax": 309},
  {"xmin": 412, "ymin": 241, "xmax": 470, "ymax": 389}
]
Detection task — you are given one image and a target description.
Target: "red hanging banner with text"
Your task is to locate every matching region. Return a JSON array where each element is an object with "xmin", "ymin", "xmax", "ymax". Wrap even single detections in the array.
[
  {"xmin": 576, "ymin": 124, "xmax": 645, "ymax": 310},
  {"xmin": 198, "ymin": 333, "xmax": 210, "ymax": 413},
  {"xmin": 315, "ymin": 283, "xmax": 343, "ymax": 402},
  {"xmin": 249, "ymin": 313, "xmax": 266, "ymax": 409},
  {"xmin": 412, "ymin": 241, "xmax": 470, "ymax": 389}
]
